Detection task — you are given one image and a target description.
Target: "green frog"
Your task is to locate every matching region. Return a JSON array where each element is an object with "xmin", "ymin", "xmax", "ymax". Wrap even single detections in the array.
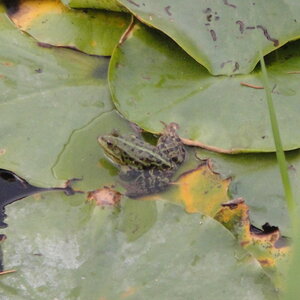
[{"xmin": 98, "ymin": 123, "xmax": 185, "ymax": 197}]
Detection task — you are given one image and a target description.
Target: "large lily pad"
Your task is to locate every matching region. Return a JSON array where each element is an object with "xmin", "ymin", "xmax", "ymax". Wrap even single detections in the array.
[
  {"xmin": 109, "ymin": 22, "xmax": 300, "ymax": 152},
  {"xmin": 117, "ymin": 0, "xmax": 300, "ymax": 75},
  {"xmin": 7, "ymin": 0, "xmax": 131, "ymax": 56},
  {"xmin": 0, "ymin": 6, "xmax": 113, "ymax": 186},
  {"xmin": 0, "ymin": 194, "xmax": 278, "ymax": 299}
]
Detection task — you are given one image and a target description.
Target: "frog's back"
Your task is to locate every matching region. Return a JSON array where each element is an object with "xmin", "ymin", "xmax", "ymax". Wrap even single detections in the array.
[
  {"xmin": 116, "ymin": 135, "xmax": 172, "ymax": 169},
  {"xmin": 157, "ymin": 123, "xmax": 186, "ymax": 166}
]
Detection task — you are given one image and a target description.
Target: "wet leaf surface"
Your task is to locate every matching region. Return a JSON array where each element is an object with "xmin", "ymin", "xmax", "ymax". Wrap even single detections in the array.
[
  {"xmin": 117, "ymin": 0, "xmax": 300, "ymax": 75},
  {"xmin": 0, "ymin": 197, "xmax": 279, "ymax": 299},
  {"xmin": 0, "ymin": 6, "xmax": 113, "ymax": 186},
  {"xmin": 109, "ymin": 21, "xmax": 300, "ymax": 152},
  {"xmin": 7, "ymin": 0, "xmax": 131, "ymax": 56}
]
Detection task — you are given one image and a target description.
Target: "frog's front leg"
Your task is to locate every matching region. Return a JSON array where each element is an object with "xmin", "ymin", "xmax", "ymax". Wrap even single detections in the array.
[{"xmin": 119, "ymin": 166, "xmax": 139, "ymax": 181}]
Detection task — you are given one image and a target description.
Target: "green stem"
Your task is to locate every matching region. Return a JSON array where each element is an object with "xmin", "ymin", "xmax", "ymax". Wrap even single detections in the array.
[{"xmin": 259, "ymin": 55, "xmax": 296, "ymax": 217}]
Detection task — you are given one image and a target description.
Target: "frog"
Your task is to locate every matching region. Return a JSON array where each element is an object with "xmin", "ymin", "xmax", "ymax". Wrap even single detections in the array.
[{"xmin": 98, "ymin": 122, "xmax": 186, "ymax": 197}]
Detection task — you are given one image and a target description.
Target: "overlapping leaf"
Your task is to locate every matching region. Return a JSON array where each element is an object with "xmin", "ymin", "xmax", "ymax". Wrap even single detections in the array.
[
  {"xmin": 117, "ymin": 0, "xmax": 300, "ymax": 75},
  {"xmin": 8, "ymin": 0, "xmax": 131, "ymax": 56},
  {"xmin": 109, "ymin": 21, "xmax": 300, "ymax": 152}
]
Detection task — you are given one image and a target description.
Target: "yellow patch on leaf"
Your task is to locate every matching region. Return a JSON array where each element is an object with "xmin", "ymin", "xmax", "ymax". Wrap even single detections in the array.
[
  {"xmin": 174, "ymin": 161, "xmax": 231, "ymax": 216},
  {"xmin": 10, "ymin": 0, "xmax": 66, "ymax": 30},
  {"xmin": 215, "ymin": 198, "xmax": 290, "ymax": 287}
]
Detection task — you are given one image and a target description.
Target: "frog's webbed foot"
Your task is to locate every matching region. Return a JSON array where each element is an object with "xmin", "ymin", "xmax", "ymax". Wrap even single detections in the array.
[{"xmin": 63, "ymin": 178, "xmax": 84, "ymax": 195}]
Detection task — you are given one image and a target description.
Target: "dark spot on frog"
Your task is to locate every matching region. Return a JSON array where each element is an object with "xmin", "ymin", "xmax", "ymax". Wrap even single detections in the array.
[
  {"xmin": 256, "ymin": 25, "xmax": 279, "ymax": 46},
  {"xmin": 210, "ymin": 29, "xmax": 217, "ymax": 41},
  {"xmin": 246, "ymin": 26, "xmax": 255, "ymax": 30},
  {"xmin": 261, "ymin": 135, "xmax": 266, "ymax": 139},
  {"xmin": 215, "ymin": 16, "xmax": 220, "ymax": 21},
  {"xmin": 93, "ymin": 60, "xmax": 109, "ymax": 79},
  {"xmin": 223, "ymin": 0, "xmax": 236, "ymax": 8},
  {"xmin": 205, "ymin": 23, "xmax": 210, "ymax": 26},
  {"xmin": 35, "ymin": 68, "xmax": 42, "ymax": 73},
  {"xmin": 164, "ymin": 5, "xmax": 172, "ymax": 16},
  {"xmin": 126, "ymin": 0, "xmax": 140, "ymax": 7},
  {"xmin": 0, "ymin": 169, "xmax": 80, "ymax": 228}
]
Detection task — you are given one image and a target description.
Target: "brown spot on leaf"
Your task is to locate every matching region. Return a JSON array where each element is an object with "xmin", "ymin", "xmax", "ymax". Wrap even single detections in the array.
[
  {"xmin": 256, "ymin": 25, "xmax": 279, "ymax": 46},
  {"xmin": 126, "ymin": 0, "xmax": 140, "ymax": 7},
  {"xmin": 203, "ymin": 8, "xmax": 212, "ymax": 14},
  {"xmin": 87, "ymin": 187, "xmax": 122, "ymax": 207},
  {"xmin": 207, "ymin": 14, "xmax": 212, "ymax": 22},
  {"xmin": 210, "ymin": 29, "xmax": 217, "ymax": 41},
  {"xmin": 223, "ymin": 0, "xmax": 236, "ymax": 8},
  {"xmin": 236, "ymin": 20, "xmax": 244, "ymax": 33},
  {"xmin": 164, "ymin": 5, "xmax": 172, "ymax": 16}
]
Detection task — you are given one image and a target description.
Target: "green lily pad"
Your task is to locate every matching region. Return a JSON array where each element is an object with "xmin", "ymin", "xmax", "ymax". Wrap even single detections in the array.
[
  {"xmin": 7, "ymin": 0, "xmax": 131, "ymax": 56},
  {"xmin": 109, "ymin": 22, "xmax": 300, "ymax": 152},
  {"xmin": 62, "ymin": 0, "xmax": 128, "ymax": 12},
  {"xmin": 0, "ymin": 7, "xmax": 113, "ymax": 186},
  {"xmin": 0, "ymin": 195, "xmax": 278, "ymax": 299},
  {"xmin": 117, "ymin": 0, "xmax": 300, "ymax": 75}
]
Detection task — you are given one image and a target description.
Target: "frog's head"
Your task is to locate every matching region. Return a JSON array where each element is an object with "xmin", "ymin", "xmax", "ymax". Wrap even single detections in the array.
[{"xmin": 98, "ymin": 135, "xmax": 126, "ymax": 165}]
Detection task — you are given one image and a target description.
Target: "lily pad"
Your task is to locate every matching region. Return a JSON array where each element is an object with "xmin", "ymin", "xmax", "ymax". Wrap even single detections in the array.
[
  {"xmin": 117, "ymin": 0, "xmax": 300, "ymax": 75},
  {"xmin": 7, "ymin": 0, "xmax": 131, "ymax": 56},
  {"xmin": 109, "ymin": 21, "xmax": 300, "ymax": 152},
  {"xmin": 0, "ymin": 6, "xmax": 113, "ymax": 186},
  {"xmin": 0, "ymin": 195, "xmax": 278, "ymax": 299}
]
